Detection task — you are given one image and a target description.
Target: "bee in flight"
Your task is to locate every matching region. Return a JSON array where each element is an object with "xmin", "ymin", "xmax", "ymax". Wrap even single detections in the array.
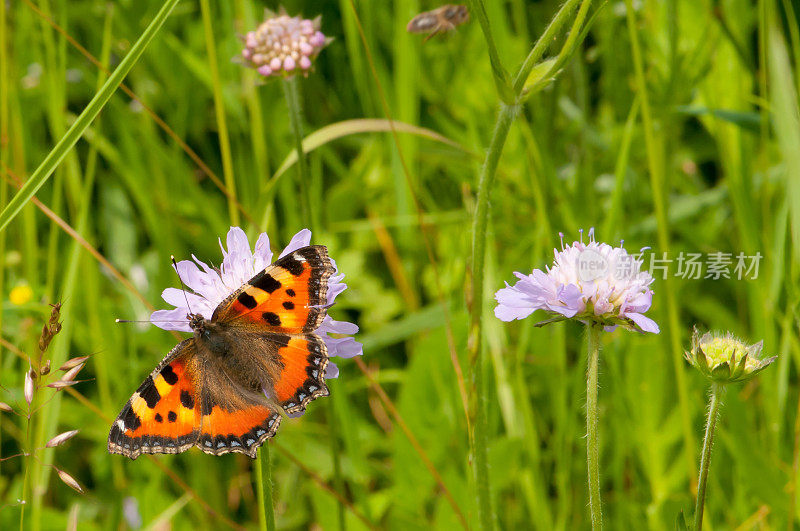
[{"xmin": 406, "ymin": 4, "xmax": 470, "ymax": 41}]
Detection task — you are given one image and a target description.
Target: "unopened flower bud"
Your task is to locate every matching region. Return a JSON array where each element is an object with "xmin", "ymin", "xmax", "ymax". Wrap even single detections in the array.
[{"xmin": 685, "ymin": 328, "xmax": 776, "ymax": 384}]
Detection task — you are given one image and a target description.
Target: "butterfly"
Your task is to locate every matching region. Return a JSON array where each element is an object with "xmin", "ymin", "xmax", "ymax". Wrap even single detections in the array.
[{"xmin": 108, "ymin": 246, "xmax": 334, "ymax": 459}]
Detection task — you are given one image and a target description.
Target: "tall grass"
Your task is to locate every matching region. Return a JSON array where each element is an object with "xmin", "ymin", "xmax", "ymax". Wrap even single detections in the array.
[{"xmin": 2, "ymin": 0, "xmax": 800, "ymax": 529}]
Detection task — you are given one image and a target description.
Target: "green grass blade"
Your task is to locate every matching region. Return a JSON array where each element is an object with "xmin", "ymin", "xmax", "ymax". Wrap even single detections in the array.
[{"xmin": 0, "ymin": 0, "xmax": 181, "ymax": 233}]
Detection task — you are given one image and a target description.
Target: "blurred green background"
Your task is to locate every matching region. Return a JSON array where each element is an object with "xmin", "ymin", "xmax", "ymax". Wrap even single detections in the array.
[{"xmin": 2, "ymin": 0, "xmax": 800, "ymax": 529}]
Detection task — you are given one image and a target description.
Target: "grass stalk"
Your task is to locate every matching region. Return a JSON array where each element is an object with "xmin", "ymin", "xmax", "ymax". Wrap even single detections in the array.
[
  {"xmin": 256, "ymin": 444, "xmax": 276, "ymax": 531},
  {"xmin": 200, "ymin": 0, "xmax": 239, "ymax": 227},
  {"xmin": 20, "ymin": 395, "xmax": 33, "ymax": 531},
  {"xmin": 586, "ymin": 325, "xmax": 602, "ymax": 530},
  {"xmin": 694, "ymin": 384, "xmax": 724, "ymax": 531},
  {"xmin": 623, "ymin": 0, "xmax": 696, "ymax": 481},
  {"xmin": 0, "ymin": 0, "xmax": 181, "ymax": 233}
]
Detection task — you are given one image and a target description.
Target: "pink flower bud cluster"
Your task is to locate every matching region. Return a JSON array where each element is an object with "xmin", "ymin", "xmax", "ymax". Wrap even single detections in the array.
[{"xmin": 241, "ymin": 14, "xmax": 326, "ymax": 78}]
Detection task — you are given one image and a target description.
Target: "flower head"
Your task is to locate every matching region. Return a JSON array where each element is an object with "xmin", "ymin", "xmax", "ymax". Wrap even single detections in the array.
[
  {"xmin": 151, "ymin": 227, "xmax": 362, "ymax": 380},
  {"xmin": 494, "ymin": 229, "xmax": 659, "ymax": 333},
  {"xmin": 685, "ymin": 329, "xmax": 776, "ymax": 384},
  {"xmin": 240, "ymin": 9, "xmax": 328, "ymax": 78},
  {"xmin": 10, "ymin": 284, "xmax": 33, "ymax": 305}
]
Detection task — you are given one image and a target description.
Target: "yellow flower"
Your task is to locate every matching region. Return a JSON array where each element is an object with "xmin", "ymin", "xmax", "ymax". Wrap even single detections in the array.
[{"xmin": 10, "ymin": 284, "xmax": 33, "ymax": 306}]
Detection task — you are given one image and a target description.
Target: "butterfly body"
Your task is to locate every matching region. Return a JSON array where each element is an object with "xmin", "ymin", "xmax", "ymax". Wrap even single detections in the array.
[{"xmin": 109, "ymin": 246, "xmax": 334, "ymax": 459}]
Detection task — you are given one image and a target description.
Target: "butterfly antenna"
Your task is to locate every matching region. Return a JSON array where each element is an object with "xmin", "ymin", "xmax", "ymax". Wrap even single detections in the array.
[
  {"xmin": 171, "ymin": 256, "xmax": 194, "ymax": 315},
  {"xmin": 115, "ymin": 319, "xmax": 186, "ymax": 324}
]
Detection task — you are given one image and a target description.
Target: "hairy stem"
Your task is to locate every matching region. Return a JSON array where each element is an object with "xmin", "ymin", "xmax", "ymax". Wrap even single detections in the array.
[
  {"xmin": 586, "ymin": 325, "xmax": 602, "ymax": 530},
  {"xmin": 694, "ymin": 384, "xmax": 724, "ymax": 531},
  {"xmin": 467, "ymin": 3, "xmax": 595, "ymax": 529},
  {"xmin": 469, "ymin": 101, "xmax": 517, "ymax": 531}
]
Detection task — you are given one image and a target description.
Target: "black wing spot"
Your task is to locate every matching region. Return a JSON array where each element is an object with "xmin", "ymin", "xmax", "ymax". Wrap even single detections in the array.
[
  {"xmin": 262, "ymin": 312, "xmax": 281, "ymax": 326},
  {"xmin": 155, "ymin": 413, "xmax": 163, "ymax": 423},
  {"xmin": 180, "ymin": 390, "xmax": 194, "ymax": 409},
  {"xmin": 252, "ymin": 273, "xmax": 281, "ymax": 293},
  {"xmin": 237, "ymin": 292, "xmax": 258, "ymax": 309},
  {"xmin": 160, "ymin": 365, "xmax": 179, "ymax": 385},
  {"xmin": 282, "ymin": 257, "xmax": 304, "ymax": 276},
  {"xmin": 282, "ymin": 301, "xmax": 295, "ymax": 310},
  {"xmin": 167, "ymin": 411, "xmax": 177, "ymax": 422},
  {"xmin": 123, "ymin": 406, "xmax": 142, "ymax": 431},
  {"xmin": 286, "ymin": 288, "xmax": 296, "ymax": 297},
  {"xmin": 138, "ymin": 378, "xmax": 161, "ymax": 409}
]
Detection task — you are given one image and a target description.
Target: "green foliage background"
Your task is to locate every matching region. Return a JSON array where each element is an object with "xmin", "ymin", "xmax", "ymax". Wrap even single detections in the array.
[{"xmin": 1, "ymin": 0, "xmax": 799, "ymax": 529}]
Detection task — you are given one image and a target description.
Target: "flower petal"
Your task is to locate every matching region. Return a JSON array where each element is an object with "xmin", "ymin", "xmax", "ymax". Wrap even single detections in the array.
[
  {"xmin": 150, "ymin": 309, "xmax": 192, "ymax": 332},
  {"xmin": 174, "ymin": 260, "xmax": 206, "ymax": 294},
  {"xmin": 325, "ymin": 361, "xmax": 339, "ymax": 379},
  {"xmin": 279, "ymin": 228, "xmax": 312, "ymax": 257},
  {"xmin": 494, "ymin": 301, "xmax": 537, "ymax": 321},
  {"xmin": 161, "ymin": 288, "xmax": 205, "ymax": 310},
  {"xmin": 253, "ymin": 233, "xmax": 273, "ymax": 271},
  {"xmin": 323, "ymin": 335, "xmax": 362, "ymax": 359},
  {"xmin": 319, "ymin": 316, "xmax": 359, "ymax": 335},
  {"xmin": 626, "ymin": 312, "xmax": 660, "ymax": 334},
  {"xmin": 224, "ymin": 226, "xmax": 251, "ymax": 259},
  {"xmin": 327, "ymin": 274, "xmax": 347, "ymax": 305}
]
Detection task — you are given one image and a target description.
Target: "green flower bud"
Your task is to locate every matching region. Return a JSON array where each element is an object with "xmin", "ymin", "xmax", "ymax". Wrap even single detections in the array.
[{"xmin": 684, "ymin": 328, "xmax": 776, "ymax": 384}]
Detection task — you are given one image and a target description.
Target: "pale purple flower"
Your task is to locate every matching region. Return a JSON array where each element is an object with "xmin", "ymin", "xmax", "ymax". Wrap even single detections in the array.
[
  {"xmin": 151, "ymin": 227, "xmax": 362, "ymax": 378},
  {"xmin": 494, "ymin": 229, "xmax": 660, "ymax": 334},
  {"xmin": 239, "ymin": 10, "xmax": 328, "ymax": 78}
]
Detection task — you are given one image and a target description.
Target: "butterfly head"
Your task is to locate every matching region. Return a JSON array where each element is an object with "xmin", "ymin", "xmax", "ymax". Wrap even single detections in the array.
[{"xmin": 188, "ymin": 313, "xmax": 208, "ymax": 334}]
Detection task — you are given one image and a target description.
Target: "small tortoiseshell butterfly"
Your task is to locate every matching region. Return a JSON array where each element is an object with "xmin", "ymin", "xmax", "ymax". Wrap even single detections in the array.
[{"xmin": 108, "ymin": 246, "xmax": 334, "ymax": 459}]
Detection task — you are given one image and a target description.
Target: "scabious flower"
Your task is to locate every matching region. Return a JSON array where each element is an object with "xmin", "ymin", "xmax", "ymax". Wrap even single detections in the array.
[
  {"xmin": 494, "ymin": 229, "xmax": 659, "ymax": 333},
  {"xmin": 239, "ymin": 9, "xmax": 328, "ymax": 78},
  {"xmin": 685, "ymin": 329, "xmax": 776, "ymax": 384},
  {"xmin": 150, "ymin": 227, "xmax": 362, "ymax": 379}
]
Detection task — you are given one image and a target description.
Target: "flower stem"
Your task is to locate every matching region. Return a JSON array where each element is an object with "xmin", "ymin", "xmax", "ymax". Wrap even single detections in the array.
[
  {"xmin": 469, "ymin": 101, "xmax": 517, "ymax": 531},
  {"xmin": 256, "ymin": 443, "xmax": 276, "ymax": 531},
  {"xmin": 282, "ymin": 76, "xmax": 313, "ymax": 230},
  {"xmin": 586, "ymin": 324, "xmax": 602, "ymax": 530},
  {"xmin": 694, "ymin": 383, "xmax": 724, "ymax": 531},
  {"xmin": 465, "ymin": 3, "xmax": 594, "ymax": 529}
]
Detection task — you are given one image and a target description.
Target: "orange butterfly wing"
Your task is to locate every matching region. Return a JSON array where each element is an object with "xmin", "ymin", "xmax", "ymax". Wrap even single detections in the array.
[
  {"xmin": 212, "ymin": 245, "xmax": 333, "ymax": 333},
  {"xmin": 211, "ymin": 246, "xmax": 335, "ymax": 415},
  {"xmin": 108, "ymin": 340, "xmax": 201, "ymax": 459},
  {"xmin": 108, "ymin": 338, "xmax": 282, "ymax": 459}
]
